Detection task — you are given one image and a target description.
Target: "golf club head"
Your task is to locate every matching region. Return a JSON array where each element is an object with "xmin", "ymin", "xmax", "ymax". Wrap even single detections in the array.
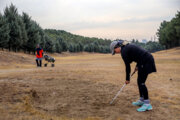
[{"xmin": 109, "ymin": 101, "xmax": 115, "ymax": 105}]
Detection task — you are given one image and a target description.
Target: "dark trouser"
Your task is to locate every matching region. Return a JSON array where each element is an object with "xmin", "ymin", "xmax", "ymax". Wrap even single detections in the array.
[
  {"xmin": 137, "ymin": 70, "xmax": 149, "ymax": 100},
  {"xmin": 36, "ymin": 59, "xmax": 42, "ymax": 67},
  {"xmin": 137, "ymin": 54, "xmax": 156, "ymax": 101}
]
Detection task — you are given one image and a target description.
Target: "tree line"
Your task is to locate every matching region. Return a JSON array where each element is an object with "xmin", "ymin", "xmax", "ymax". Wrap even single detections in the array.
[
  {"xmin": 0, "ymin": 4, "xmax": 49, "ymax": 54},
  {"xmin": 131, "ymin": 39, "xmax": 165, "ymax": 53},
  {"xmin": 0, "ymin": 4, "xmax": 111, "ymax": 54},
  {"xmin": 0, "ymin": 3, "xmax": 176, "ymax": 55},
  {"xmin": 157, "ymin": 11, "xmax": 180, "ymax": 49},
  {"xmin": 44, "ymin": 29, "xmax": 111, "ymax": 53}
]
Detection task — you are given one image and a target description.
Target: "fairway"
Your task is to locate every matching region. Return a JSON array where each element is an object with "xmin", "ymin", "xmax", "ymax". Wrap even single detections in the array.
[{"xmin": 0, "ymin": 48, "xmax": 180, "ymax": 120}]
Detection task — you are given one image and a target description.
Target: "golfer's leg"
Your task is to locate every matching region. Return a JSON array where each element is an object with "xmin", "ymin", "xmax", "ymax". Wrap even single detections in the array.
[
  {"xmin": 137, "ymin": 73, "xmax": 152, "ymax": 112},
  {"xmin": 132, "ymin": 73, "xmax": 145, "ymax": 106},
  {"xmin": 36, "ymin": 59, "xmax": 39, "ymax": 66},
  {"xmin": 40, "ymin": 59, "xmax": 42, "ymax": 67},
  {"xmin": 140, "ymin": 74, "xmax": 149, "ymax": 101},
  {"xmin": 138, "ymin": 85, "xmax": 143, "ymax": 99},
  {"xmin": 137, "ymin": 73, "xmax": 144, "ymax": 100}
]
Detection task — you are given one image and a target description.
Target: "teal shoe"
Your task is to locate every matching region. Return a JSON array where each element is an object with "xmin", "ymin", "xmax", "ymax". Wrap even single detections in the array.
[
  {"xmin": 132, "ymin": 100, "xmax": 144, "ymax": 106},
  {"xmin": 137, "ymin": 104, "xmax": 153, "ymax": 112}
]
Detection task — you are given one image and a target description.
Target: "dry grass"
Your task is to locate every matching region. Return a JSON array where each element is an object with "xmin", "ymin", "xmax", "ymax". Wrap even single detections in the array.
[{"xmin": 0, "ymin": 48, "xmax": 179, "ymax": 120}]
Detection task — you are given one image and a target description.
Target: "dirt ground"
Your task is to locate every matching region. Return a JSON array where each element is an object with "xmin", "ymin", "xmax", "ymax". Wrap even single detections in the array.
[{"xmin": 0, "ymin": 48, "xmax": 180, "ymax": 120}]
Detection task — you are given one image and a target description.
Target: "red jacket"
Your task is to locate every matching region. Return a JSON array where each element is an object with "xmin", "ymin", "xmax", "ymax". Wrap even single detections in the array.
[{"xmin": 36, "ymin": 48, "xmax": 43, "ymax": 58}]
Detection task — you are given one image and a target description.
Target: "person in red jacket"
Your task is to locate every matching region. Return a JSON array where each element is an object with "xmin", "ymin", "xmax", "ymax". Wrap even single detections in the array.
[{"xmin": 36, "ymin": 44, "xmax": 43, "ymax": 67}]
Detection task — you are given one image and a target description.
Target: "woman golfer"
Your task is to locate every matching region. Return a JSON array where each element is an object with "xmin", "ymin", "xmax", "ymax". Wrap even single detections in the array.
[{"xmin": 110, "ymin": 40, "xmax": 156, "ymax": 112}]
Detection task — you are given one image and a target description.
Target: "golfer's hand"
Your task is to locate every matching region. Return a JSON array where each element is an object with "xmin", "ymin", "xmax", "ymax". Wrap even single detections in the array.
[{"xmin": 125, "ymin": 81, "xmax": 130, "ymax": 84}]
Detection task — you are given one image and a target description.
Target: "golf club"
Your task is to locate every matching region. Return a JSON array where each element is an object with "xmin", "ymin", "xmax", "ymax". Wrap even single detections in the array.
[
  {"xmin": 110, "ymin": 83, "xmax": 126, "ymax": 104},
  {"xmin": 131, "ymin": 70, "xmax": 136, "ymax": 77},
  {"xmin": 109, "ymin": 72, "xmax": 135, "ymax": 105}
]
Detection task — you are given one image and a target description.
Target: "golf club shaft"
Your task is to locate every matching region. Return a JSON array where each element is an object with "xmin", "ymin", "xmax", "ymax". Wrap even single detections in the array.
[
  {"xmin": 110, "ymin": 73, "xmax": 135, "ymax": 104},
  {"xmin": 131, "ymin": 71, "xmax": 136, "ymax": 77},
  {"xmin": 110, "ymin": 84, "xmax": 126, "ymax": 104}
]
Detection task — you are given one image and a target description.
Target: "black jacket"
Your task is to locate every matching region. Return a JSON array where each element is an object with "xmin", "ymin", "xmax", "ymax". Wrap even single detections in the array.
[{"xmin": 121, "ymin": 44, "xmax": 156, "ymax": 81}]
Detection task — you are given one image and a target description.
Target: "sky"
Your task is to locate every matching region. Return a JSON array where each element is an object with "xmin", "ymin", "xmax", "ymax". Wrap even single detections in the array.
[{"xmin": 0, "ymin": 0, "xmax": 179, "ymax": 41}]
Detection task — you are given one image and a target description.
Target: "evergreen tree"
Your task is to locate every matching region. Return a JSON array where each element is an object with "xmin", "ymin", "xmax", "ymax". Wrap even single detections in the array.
[
  {"xmin": 157, "ymin": 11, "xmax": 180, "ymax": 48},
  {"xmin": 38, "ymin": 27, "xmax": 46, "ymax": 50},
  {"xmin": 28, "ymin": 21, "xmax": 41, "ymax": 54},
  {"xmin": 76, "ymin": 44, "xmax": 80, "ymax": 52},
  {"xmin": 4, "ymin": 4, "xmax": 22, "ymax": 51},
  {"xmin": 69, "ymin": 44, "xmax": 74, "ymax": 52},
  {"xmin": 17, "ymin": 15, "xmax": 28, "ymax": 51},
  {"xmin": 22, "ymin": 12, "xmax": 31, "ymax": 52},
  {"xmin": 55, "ymin": 41, "xmax": 62, "ymax": 53},
  {"xmin": 22, "ymin": 12, "xmax": 43, "ymax": 54},
  {"xmin": 84, "ymin": 45, "xmax": 90, "ymax": 52},
  {"xmin": 0, "ymin": 13, "xmax": 10, "ymax": 50},
  {"xmin": 78, "ymin": 42, "xmax": 83, "ymax": 52},
  {"xmin": 93, "ymin": 41, "xmax": 99, "ymax": 52},
  {"xmin": 44, "ymin": 36, "xmax": 55, "ymax": 53},
  {"xmin": 61, "ymin": 40, "xmax": 68, "ymax": 52},
  {"xmin": 89, "ymin": 44, "xmax": 94, "ymax": 52}
]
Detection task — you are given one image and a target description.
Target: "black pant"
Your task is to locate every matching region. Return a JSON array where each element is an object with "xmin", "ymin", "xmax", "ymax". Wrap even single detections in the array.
[
  {"xmin": 137, "ymin": 68, "xmax": 149, "ymax": 100},
  {"xmin": 36, "ymin": 59, "xmax": 42, "ymax": 67}
]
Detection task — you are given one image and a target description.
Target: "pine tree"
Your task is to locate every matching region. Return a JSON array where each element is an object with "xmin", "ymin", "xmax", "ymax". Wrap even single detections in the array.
[
  {"xmin": 55, "ymin": 42, "xmax": 62, "ymax": 53},
  {"xmin": 22, "ymin": 12, "xmax": 41, "ymax": 54},
  {"xmin": 69, "ymin": 44, "xmax": 74, "ymax": 52},
  {"xmin": 157, "ymin": 11, "xmax": 180, "ymax": 48},
  {"xmin": 93, "ymin": 41, "xmax": 99, "ymax": 52},
  {"xmin": 17, "ymin": 15, "xmax": 28, "ymax": 52},
  {"xmin": 84, "ymin": 45, "xmax": 90, "ymax": 52},
  {"xmin": 22, "ymin": 12, "xmax": 31, "ymax": 53},
  {"xmin": 44, "ymin": 36, "xmax": 55, "ymax": 53},
  {"xmin": 0, "ymin": 13, "xmax": 10, "ymax": 50},
  {"xmin": 29, "ymin": 21, "xmax": 41, "ymax": 54},
  {"xmin": 39, "ymin": 28, "xmax": 46, "ymax": 50},
  {"xmin": 4, "ymin": 3, "xmax": 22, "ymax": 52},
  {"xmin": 78, "ymin": 42, "xmax": 83, "ymax": 52}
]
